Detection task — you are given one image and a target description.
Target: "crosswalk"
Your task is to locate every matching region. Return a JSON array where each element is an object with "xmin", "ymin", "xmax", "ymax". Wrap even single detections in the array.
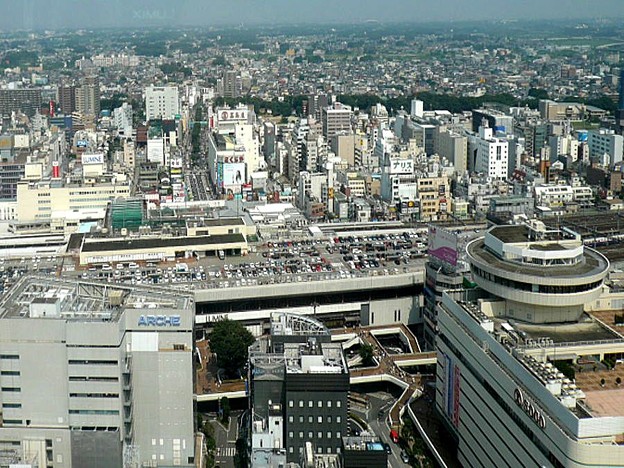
[{"xmin": 215, "ymin": 446, "xmax": 236, "ymax": 457}]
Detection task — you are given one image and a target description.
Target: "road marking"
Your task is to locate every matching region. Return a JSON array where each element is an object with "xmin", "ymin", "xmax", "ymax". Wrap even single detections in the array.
[{"xmin": 215, "ymin": 446, "xmax": 236, "ymax": 457}]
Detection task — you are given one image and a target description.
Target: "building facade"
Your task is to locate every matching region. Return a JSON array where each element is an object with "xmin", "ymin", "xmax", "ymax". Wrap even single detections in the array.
[
  {"xmin": 436, "ymin": 221, "xmax": 622, "ymax": 468},
  {"xmin": 0, "ymin": 276, "xmax": 195, "ymax": 467},
  {"xmin": 145, "ymin": 85, "xmax": 180, "ymax": 121},
  {"xmin": 249, "ymin": 313, "xmax": 349, "ymax": 464}
]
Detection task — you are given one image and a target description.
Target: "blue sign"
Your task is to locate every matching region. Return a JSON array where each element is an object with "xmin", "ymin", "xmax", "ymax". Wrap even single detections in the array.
[{"xmin": 138, "ymin": 315, "xmax": 181, "ymax": 327}]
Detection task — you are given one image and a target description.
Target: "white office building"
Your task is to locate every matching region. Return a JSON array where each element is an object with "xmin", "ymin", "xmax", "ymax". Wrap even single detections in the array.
[
  {"xmin": 145, "ymin": 85, "xmax": 180, "ymax": 121},
  {"xmin": 588, "ymin": 129, "xmax": 623, "ymax": 166},
  {"xmin": 0, "ymin": 276, "xmax": 195, "ymax": 467},
  {"xmin": 473, "ymin": 125, "xmax": 509, "ymax": 179}
]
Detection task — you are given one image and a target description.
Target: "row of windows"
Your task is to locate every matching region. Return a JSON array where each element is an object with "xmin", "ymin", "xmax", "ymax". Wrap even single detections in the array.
[
  {"xmin": 2, "ymin": 403, "xmax": 21, "ymax": 409},
  {"xmin": 288, "ymin": 400, "xmax": 341, "ymax": 409},
  {"xmin": 69, "ymin": 393, "xmax": 119, "ymax": 399},
  {"xmin": 68, "ymin": 190, "xmax": 125, "ymax": 196},
  {"xmin": 289, "ymin": 431, "xmax": 341, "ymax": 440},
  {"xmin": 69, "ymin": 376, "xmax": 118, "ymax": 382},
  {"xmin": 0, "ymin": 371, "xmax": 20, "ymax": 376},
  {"xmin": 69, "ymin": 409, "xmax": 119, "ymax": 416},
  {"xmin": 68, "ymin": 360, "xmax": 118, "ymax": 366},
  {"xmin": 288, "ymin": 415, "xmax": 341, "ymax": 424},
  {"xmin": 471, "ymin": 265, "xmax": 602, "ymax": 294},
  {"xmin": 1, "ymin": 387, "xmax": 20, "ymax": 392}
]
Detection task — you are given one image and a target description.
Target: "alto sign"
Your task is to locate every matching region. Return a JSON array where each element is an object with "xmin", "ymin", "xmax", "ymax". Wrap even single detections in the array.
[
  {"xmin": 138, "ymin": 315, "xmax": 181, "ymax": 327},
  {"xmin": 514, "ymin": 388, "xmax": 546, "ymax": 429}
]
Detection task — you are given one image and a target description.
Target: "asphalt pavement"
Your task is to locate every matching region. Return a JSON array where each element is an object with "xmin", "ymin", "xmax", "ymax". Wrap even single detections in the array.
[
  {"xmin": 352, "ymin": 392, "xmax": 411, "ymax": 468},
  {"xmin": 210, "ymin": 409, "xmax": 241, "ymax": 468}
]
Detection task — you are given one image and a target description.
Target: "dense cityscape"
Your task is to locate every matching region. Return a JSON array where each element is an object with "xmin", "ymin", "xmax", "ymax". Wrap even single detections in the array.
[{"xmin": 0, "ymin": 7, "xmax": 624, "ymax": 468}]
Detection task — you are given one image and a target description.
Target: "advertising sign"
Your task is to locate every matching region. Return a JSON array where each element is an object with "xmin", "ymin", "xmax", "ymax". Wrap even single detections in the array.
[
  {"xmin": 81, "ymin": 153, "xmax": 104, "ymax": 165},
  {"xmin": 389, "ymin": 158, "xmax": 414, "ymax": 174},
  {"xmin": 428, "ymin": 225, "xmax": 458, "ymax": 268},
  {"xmin": 218, "ymin": 109, "xmax": 248, "ymax": 122},
  {"xmin": 223, "ymin": 163, "xmax": 245, "ymax": 185}
]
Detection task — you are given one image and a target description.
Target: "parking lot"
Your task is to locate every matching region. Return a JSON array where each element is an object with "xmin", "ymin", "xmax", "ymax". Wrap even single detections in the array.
[{"xmin": 73, "ymin": 229, "xmax": 430, "ymax": 289}]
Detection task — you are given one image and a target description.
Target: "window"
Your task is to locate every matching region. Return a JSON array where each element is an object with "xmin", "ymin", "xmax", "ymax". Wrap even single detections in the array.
[
  {"xmin": 298, "ymin": 432, "xmax": 303, "ymax": 439},
  {"xmin": 0, "ymin": 371, "xmax": 20, "ymax": 376},
  {"xmin": 327, "ymin": 416, "xmax": 332, "ymax": 423},
  {"xmin": 317, "ymin": 401, "xmax": 322, "ymax": 408},
  {"xmin": 2, "ymin": 403, "xmax": 21, "ymax": 408},
  {"xmin": 68, "ymin": 409, "xmax": 119, "ymax": 415},
  {"xmin": 336, "ymin": 416, "xmax": 341, "ymax": 423},
  {"xmin": 299, "ymin": 416, "xmax": 304, "ymax": 423},
  {"xmin": 289, "ymin": 400, "xmax": 294, "ymax": 408},
  {"xmin": 308, "ymin": 401, "xmax": 313, "ymax": 408},
  {"xmin": 308, "ymin": 432, "xmax": 313, "ymax": 439},
  {"xmin": 308, "ymin": 416, "xmax": 313, "ymax": 424},
  {"xmin": 336, "ymin": 401, "xmax": 341, "ymax": 408},
  {"xmin": 299, "ymin": 400, "xmax": 303, "ymax": 408},
  {"xmin": 317, "ymin": 416, "xmax": 322, "ymax": 423},
  {"xmin": 317, "ymin": 432, "xmax": 322, "ymax": 439},
  {"xmin": 289, "ymin": 431, "xmax": 293, "ymax": 439},
  {"xmin": 327, "ymin": 400, "xmax": 332, "ymax": 408},
  {"xmin": 288, "ymin": 416, "xmax": 293, "ymax": 423},
  {"xmin": 327, "ymin": 432, "xmax": 332, "ymax": 440},
  {"xmin": 336, "ymin": 432, "xmax": 341, "ymax": 439},
  {"xmin": 1, "ymin": 387, "xmax": 20, "ymax": 392},
  {"xmin": 0, "ymin": 355, "xmax": 18, "ymax": 360}
]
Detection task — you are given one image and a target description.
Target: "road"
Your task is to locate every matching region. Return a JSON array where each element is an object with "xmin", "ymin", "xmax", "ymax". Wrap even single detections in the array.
[
  {"xmin": 208, "ymin": 409, "xmax": 242, "ymax": 468},
  {"xmin": 352, "ymin": 392, "xmax": 410, "ymax": 468}
]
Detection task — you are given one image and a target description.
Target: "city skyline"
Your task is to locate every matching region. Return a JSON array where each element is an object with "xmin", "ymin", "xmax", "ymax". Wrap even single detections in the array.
[{"xmin": 0, "ymin": 0, "xmax": 623, "ymax": 30}]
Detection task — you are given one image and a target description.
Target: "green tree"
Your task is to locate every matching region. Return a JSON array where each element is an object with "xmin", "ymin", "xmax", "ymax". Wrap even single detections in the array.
[
  {"xmin": 359, "ymin": 343, "xmax": 375, "ymax": 367},
  {"xmin": 234, "ymin": 437, "xmax": 249, "ymax": 468},
  {"xmin": 210, "ymin": 319, "xmax": 255, "ymax": 378},
  {"xmin": 528, "ymin": 88, "xmax": 549, "ymax": 100},
  {"xmin": 220, "ymin": 396, "xmax": 231, "ymax": 424}
]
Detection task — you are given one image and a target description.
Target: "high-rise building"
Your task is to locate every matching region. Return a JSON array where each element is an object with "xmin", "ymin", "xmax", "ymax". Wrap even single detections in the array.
[
  {"xmin": 56, "ymin": 84, "xmax": 76, "ymax": 115},
  {"xmin": 587, "ymin": 128, "xmax": 624, "ymax": 166},
  {"xmin": 410, "ymin": 98, "xmax": 424, "ymax": 118},
  {"xmin": 145, "ymin": 85, "xmax": 180, "ymax": 121},
  {"xmin": 0, "ymin": 276, "xmax": 195, "ymax": 467},
  {"xmin": 322, "ymin": 103, "xmax": 352, "ymax": 138},
  {"xmin": 249, "ymin": 313, "xmax": 349, "ymax": 464},
  {"xmin": 0, "ymin": 89, "xmax": 42, "ymax": 117},
  {"xmin": 472, "ymin": 124, "xmax": 509, "ymax": 179},
  {"xmin": 113, "ymin": 103, "xmax": 133, "ymax": 136},
  {"xmin": 435, "ymin": 129, "xmax": 468, "ymax": 174},
  {"xmin": 75, "ymin": 75, "xmax": 100, "ymax": 119},
  {"xmin": 435, "ymin": 221, "xmax": 620, "ymax": 467},
  {"xmin": 222, "ymin": 70, "xmax": 242, "ymax": 98}
]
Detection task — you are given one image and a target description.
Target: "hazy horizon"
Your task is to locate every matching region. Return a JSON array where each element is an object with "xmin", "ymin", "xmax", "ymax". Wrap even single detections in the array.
[{"xmin": 0, "ymin": 0, "xmax": 622, "ymax": 31}]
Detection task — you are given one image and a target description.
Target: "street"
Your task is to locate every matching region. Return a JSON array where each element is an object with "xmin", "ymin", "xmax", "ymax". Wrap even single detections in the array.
[
  {"xmin": 208, "ymin": 409, "xmax": 242, "ymax": 468},
  {"xmin": 352, "ymin": 392, "xmax": 411, "ymax": 468}
]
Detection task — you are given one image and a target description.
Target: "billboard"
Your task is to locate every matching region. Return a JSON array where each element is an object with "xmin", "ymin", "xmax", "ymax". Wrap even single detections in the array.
[
  {"xmin": 222, "ymin": 163, "xmax": 245, "ymax": 185},
  {"xmin": 389, "ymin": 158, "xmax": 414, "ymax": 175},
  {"xmin": 428, "ymin": 225, "xmax": 458, "ymax": 267},
  {"xmin": 82, "ymin": 153, "xmax": 104, "ymax": 165}
]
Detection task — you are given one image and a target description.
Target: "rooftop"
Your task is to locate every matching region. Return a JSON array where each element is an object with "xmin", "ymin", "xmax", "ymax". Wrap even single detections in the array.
[
  {"xmin": 81, "ymin": 233, "xmax": 246, "ymax": 252},
  {"xmin": 0, "ymin": 275, "xmax": 191, "ymax": 321},
  {"xmin": 468, "ymin": 238, "xmax": 607, "ymax": 279}
]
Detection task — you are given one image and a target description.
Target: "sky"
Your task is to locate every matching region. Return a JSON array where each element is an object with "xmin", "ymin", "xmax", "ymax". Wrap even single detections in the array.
[{"xmin": 0, "ymin": 0, "xmax": 622, "ymax": 30}]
